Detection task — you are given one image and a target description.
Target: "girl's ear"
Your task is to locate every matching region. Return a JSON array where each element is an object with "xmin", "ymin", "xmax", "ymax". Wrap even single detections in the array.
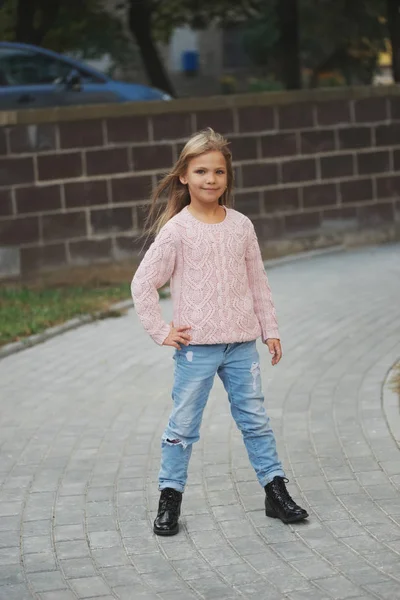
[{"xmin": 179, "ymin": 175, "xmax": 187, "ymax": 185}]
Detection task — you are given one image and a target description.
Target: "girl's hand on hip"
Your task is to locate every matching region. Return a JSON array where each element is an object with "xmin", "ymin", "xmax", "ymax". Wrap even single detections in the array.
[
  {"xmin": 266, "ymin": 338, "xmax": 282, "ymax": 366},
  {"xmin": 163, "ymin": 322, "xmax": 191, "ymax": 350}
]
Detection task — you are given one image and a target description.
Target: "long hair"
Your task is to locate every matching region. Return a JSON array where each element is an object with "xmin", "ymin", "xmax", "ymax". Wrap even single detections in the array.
[{"xmin": 143, "ymin": 128, "xmax": 234, "ymax": 237}]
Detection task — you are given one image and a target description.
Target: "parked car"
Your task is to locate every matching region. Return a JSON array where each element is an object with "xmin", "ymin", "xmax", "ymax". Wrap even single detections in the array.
[{"xmin": 0, "ymin": 42, "xmax": 171, "ymax": 110}]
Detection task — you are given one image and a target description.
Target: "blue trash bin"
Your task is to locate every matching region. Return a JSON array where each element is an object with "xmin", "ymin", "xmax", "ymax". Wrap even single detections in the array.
[{"xmin": 182, "ymin": 50, "xmax": 199, "ymax": 76}]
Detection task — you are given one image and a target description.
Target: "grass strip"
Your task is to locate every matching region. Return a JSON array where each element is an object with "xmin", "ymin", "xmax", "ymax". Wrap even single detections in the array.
[{"xmin": 0, "ymin": 283, "xmax": 131, "ymax": 346}]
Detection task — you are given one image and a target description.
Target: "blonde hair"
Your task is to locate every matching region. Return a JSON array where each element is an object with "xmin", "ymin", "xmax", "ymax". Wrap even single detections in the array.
[{"xmin": 143, "ymin": 128, "xmax": 234, "ymax": 237}]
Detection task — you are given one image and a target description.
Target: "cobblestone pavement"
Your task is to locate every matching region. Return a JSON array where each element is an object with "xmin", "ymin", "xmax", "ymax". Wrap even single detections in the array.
[{"xmin": 1, "ymin": 243, "xmax": 400, "ymax": 600}]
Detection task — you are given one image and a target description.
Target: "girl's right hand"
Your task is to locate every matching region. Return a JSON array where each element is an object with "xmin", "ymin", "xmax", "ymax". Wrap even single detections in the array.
[{"xmin": 163, "ymin": 322, "xmax": 191, "ymax": 350}]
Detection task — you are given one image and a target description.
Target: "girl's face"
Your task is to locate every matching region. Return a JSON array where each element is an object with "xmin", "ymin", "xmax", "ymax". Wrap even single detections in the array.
[{"xmin": 179, "ymin": 151, "xmax": 228, "ymax": 205}]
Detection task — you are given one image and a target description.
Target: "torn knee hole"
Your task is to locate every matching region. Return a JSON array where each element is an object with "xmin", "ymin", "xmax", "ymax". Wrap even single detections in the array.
[{"xmin": 166, "ymin": 439, "xmax": 181, "ymax": 444}]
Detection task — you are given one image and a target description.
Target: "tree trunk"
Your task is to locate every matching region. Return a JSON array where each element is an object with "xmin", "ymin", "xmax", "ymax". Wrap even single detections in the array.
[
  {"xmin": 387, "ymin": 0, "xmax": 400, "ymax": 83},
  {"xmin": 128, "ymin": 0, "xmax": 176, "ymax": 97},
  {"xmin": 276, "ymin": 0, "xmax": 301, "ymax": 89},
  {"xmin": 15, "ymin": 0, "xmax": 37, "ymax": 44}
]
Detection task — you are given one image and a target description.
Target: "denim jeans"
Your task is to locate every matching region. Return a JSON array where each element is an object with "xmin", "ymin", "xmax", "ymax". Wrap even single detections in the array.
[{"xmin": 159, "ymin": 341, "xmax": 285, "ymax": 493}]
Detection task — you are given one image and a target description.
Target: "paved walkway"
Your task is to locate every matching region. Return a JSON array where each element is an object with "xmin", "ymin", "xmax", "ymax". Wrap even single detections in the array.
[{"xmin": 1, "ymin": 244, "xmax": 400, "ymax": 600}]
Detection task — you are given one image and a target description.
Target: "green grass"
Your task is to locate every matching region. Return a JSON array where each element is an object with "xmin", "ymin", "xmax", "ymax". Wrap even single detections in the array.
[{"xmin": 0, "ymin": 283, "xmax": 131, "ymax": 346}]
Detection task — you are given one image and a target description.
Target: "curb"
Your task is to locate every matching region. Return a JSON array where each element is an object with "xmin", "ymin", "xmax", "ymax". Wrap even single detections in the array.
[
  {"xmin": 0, "ymin": 244, "xmax": 344, "ymax": 361},
  {"xmin": 382, "ymin": 361, "xmax": 400, "ymax": 448}
]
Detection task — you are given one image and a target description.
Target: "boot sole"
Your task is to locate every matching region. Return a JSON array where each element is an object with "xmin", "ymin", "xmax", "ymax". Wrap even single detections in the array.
[
  {"xmin": 153, "ymin": 523, "xmax": 179, "ymax": 536},
  {"xmin": 265, "ymin": 508, "xmax": 309, "ymax": 524}
]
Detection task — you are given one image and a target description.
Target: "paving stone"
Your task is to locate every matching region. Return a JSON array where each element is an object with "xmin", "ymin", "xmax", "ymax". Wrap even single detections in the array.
[
  {"xmin": 188, "ymin": 574, "xmax": 239, "ymax": 599},
  {"xmin": 287, "ymin": 590, "xmax": 333, "ymax": 600},
  {"xmin": 0, "ymin": 584, "xmax": 34, "ymax": 600},
  {"xmin": 260, "ymin": 564, "xmax": 310, "ymax": 593},
  {"xmin": 113, "ymin": 584, "xmax": 159, "ymax": 599},
  {"xmin": 88, "ymin": 531, "xmax": 121, "ymax": 548},
  {"xmin": 101, "ymin": 565, "xmax": 141, "ymax": 587},
  {"xmin": 91, "ymin": 547, "xmax": 130, "ymax": 568},
  {"xmin": 39, "ymin": 592, "xmax": 77, "ymax": 600},
  {"xmin": 59, "ymin": 558, "xmax": 97, "ymax": 579},
  {"xmin": 28, "ymin": 571, "xmax": 68, "ymax": 592},
  {"xmin": 270, "ymin": 540, "xmax": 315, "ymax": 561},
  {"xmin": 337, "ymin": 561, "xmax": 389, "ymax": 586},
  {"xmin": 158, "ymin": 591, "xmax": 199, "ymax": 600},
  {"xmin": 1, "ymin": 244, "xmax": 400, "ymax": 597},
  {"xmin": 69, "ymin": 575, "xmax": 111, "ymax": 597},
  {"xmin": 365, "ymin": 580, "xmax": 400, "ymax": 599},
  {"xmin": 219, "ymin": 519, "xmax": 256, "ymax": 538},
  {"xmin": 218, "ymin": 563, "xmax": 263, "ymax": 585},
  {"xmin": 132, "ymin": 553, "xmax": 173, "ymax": 574},
  {"xmin": 235, "ymin": 581, "xmax": 285, "ymax": 599},
  {"xmin": 0, "ymin": 564, "xmax": 25, "ymax": 585},
  {"xmin": 55, "ymin": 541, "xmax": 90, "ymax": 560},
  {"xmin": 140, "ymin": 570, "xmax": 187, "ymax": 592},
  {"xmin": 184, "ymin": 513, "xmax": 217, "ymax": 531},
  {"xmin": 23, "ymin": 552, "xmax": 57, "ymax": 573},
  {"xmin": 314, "ymin": 575, "xmax": 365, "ymax": 599},
  {"xmin": 196, "ymin": 546, "xmax": 242, "ymax": 567},
  {"xmin": 0, "ymin": 547, "xmax": 20, "ymax": 565},
  {"xmin": 290, "ymin": 557, "xmax": 337, "ymax": 579}
]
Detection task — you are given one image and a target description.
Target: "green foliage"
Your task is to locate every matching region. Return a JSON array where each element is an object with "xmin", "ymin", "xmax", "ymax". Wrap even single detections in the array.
[
  {"xmin": 0, "ymin": 0, "xmax": 15, "ymax": 41},
  {"xmin": 151, "ymin": 0, "xmax": 266, "ymax": 43},
  {"xmin": 0, "ymin": 283, "xmax": 130, "ymax": 345},
  {"xmin": 0, "ymin": 0, "xmax": 133, "ymax": 69},
  {"xmin": 0, "ymin": 0, "xmax": 391, "ymax": 88},
  {"xmin": 300, "ymin": 0, "xmax": 387, "ymax": 85},
  {"xmin": 238, "ymin": 0, "xmax": 387, "ymax": 86},
  {"xmin": 241, "ymin": 1, "xmax": 279, "ymax": 68},
  {"xmin": 247, "ymin": 76, "xmax": 284, "ymax": 92}
]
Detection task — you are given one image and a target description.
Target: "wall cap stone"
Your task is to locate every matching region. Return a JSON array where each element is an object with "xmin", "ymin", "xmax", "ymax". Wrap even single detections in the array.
[{"xmin": 1, "ymin": 85, "xmax": 400, "ymax": 126}]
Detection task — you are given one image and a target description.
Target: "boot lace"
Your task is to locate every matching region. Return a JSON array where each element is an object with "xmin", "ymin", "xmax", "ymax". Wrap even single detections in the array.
[
  {"xmin": 160, "ymin": 488, "xmax": 181, "ymax": 513},
  {"xmin": 271, "ymin": 477, "xmax": 295, "ymax": 505}
]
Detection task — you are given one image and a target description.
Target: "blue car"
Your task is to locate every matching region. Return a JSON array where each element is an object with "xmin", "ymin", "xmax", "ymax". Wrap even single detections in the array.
[{"xmin": 0, "ymin": 42, "xmax": 172, "ymax": 110}]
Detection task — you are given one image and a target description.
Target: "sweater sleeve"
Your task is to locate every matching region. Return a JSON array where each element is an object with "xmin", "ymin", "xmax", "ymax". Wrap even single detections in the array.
[
  {"xmin": 245, "ymin": 220, "xmax": 280, "ymax": 342},
  {"xmin": 131, "ymin": 226, "xmax": 176, "ymax": 345}
]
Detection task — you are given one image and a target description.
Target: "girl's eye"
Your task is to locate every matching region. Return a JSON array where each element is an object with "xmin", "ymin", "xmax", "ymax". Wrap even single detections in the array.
[
  {"xmin": 195, "ymin": 169, "xmax": 205, "ymax": 174},
  {"xmin": 217, "ymin": 170, "xmax": 225, "ymax": 175}
]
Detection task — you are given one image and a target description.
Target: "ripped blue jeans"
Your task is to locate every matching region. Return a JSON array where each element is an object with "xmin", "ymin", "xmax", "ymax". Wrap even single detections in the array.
[{"xmin": 159, "ymin": 341, "xmax": 285, "ymax": 493}]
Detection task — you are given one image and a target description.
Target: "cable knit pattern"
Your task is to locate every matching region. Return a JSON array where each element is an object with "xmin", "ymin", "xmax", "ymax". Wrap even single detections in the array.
[{"xmin": 131, "ymin": 206, "xmax": 280, "ymax": 345}]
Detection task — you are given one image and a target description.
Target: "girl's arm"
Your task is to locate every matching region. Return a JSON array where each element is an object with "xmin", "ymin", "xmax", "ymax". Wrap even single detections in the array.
[
  {"xmin": 245, "ymin": 221, "xmax": 280, "ymax": 342},
  {"xmin": 131, "ymin": 227, "xmax": 176, "ymax": 345}
]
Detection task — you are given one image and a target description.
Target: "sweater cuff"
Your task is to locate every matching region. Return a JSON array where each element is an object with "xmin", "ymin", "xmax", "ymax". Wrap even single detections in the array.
[
  {"xmin": 152, "ymin": 323, "xmax": 171, "ymax": 346},
  {"xmin": 263, "ymin": 329, "xmax": 280, "ymax": 343}
]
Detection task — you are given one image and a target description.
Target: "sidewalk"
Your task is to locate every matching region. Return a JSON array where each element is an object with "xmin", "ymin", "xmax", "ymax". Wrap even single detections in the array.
[{"xmin": 0, "ymin": 243, "xmax": 399, "ymax": 600}]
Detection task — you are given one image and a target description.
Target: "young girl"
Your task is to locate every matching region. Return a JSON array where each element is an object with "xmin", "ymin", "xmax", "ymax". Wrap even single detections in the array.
[{"xmin": 131, "ymin": 128, "xmax": 308, "ymax": 536}]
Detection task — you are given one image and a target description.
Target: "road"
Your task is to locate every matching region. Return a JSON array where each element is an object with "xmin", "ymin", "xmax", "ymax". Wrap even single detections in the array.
[{"xmin": 0, "ymin": 243, "xmax": 399, "ymax": 600}]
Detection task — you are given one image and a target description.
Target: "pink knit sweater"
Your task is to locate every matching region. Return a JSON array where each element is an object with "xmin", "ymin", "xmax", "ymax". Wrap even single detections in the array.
[{"xmin": 131, "ymin": 206, "xmax": 280, "ymax": 345}]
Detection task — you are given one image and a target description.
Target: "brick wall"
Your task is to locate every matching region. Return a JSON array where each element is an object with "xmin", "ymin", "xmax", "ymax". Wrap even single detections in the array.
[{"xmin": 1, "ymin": 87, "xmax": 400, "ymax": 277}]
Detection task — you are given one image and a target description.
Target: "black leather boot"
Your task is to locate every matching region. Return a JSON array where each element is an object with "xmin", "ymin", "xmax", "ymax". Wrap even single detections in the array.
[
  {"xmin": 153, "ymin": 488, "xmax": 182, "ymax": 536},
  {"xmin": 264, "ymin": 476, "xmax": 308, "ymax": 524}
]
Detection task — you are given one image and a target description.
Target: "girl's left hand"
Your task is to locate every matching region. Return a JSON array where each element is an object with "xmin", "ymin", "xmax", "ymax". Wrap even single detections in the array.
[{"xmin": 265, "ymin": 338, "xmax": 282, "ymax": 366}]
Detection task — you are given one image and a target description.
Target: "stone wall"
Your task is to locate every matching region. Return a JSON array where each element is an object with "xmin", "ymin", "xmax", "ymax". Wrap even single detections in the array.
[{"xmin": 0, "ymin": 87, "xmax": 400, "ymax": 277}]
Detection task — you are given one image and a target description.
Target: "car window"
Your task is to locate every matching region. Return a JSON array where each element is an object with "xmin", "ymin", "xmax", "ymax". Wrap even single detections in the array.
[{"xmin": 0, "ymin": 48, "xmax": 99, "ymax": 86}]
